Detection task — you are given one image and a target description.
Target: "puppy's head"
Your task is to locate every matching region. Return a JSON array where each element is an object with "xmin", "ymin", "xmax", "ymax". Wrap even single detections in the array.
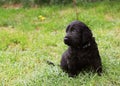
[{"xmin": 64, "ymin": 20, "xmax": 93, "ymax": 48}]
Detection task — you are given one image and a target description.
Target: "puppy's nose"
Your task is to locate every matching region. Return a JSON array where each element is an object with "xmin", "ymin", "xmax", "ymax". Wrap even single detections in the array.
[
  {"xmin": 64, "ymin": 37, "xmax": 68, "ymax": 41},
  {"xmin": 64, "ymin": 36, "xmax": 70, "ymax": 44},
  {"xmin": 64, "ymin": 36, "xmax": 69, "ymax": 41}
]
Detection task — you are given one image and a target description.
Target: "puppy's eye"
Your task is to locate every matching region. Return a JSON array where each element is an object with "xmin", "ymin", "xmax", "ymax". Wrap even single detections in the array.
[
  {"xmin": 71, "ymin": 28, "xmax": 76, "ymax": 32},
  {"xmin": 71, "ymin": 28, "xmax": 74, "ymax": 31}
]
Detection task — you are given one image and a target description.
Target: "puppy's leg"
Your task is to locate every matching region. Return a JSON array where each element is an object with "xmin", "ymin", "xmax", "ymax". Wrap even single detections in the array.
[
  {"xmin": 60, "ymin": 56, "xmax": 68, "ymax": 72},
  {"xmin": 67, "ymin": 62, "xmax": 79, "ymax": 77},
  {"xmin": 92, "ymin": 59, "xmax": 102, "ymax": 76},
  {"xmin": 96, "ymin": 66, "xmax": 102, "ymax": 76},
  {"xmin": 68, "ymin": 69, "xmax": 78, "ymax": 77},
  {"xmin": 61, "ymin": 58, "xmax": 78, "ymax": 77}
]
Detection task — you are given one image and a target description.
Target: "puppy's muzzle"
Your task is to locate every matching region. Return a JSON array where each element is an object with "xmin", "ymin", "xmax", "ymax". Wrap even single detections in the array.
[{"xmin": 64, "ymin": 36, "xmax": 71, "ymax": 45}]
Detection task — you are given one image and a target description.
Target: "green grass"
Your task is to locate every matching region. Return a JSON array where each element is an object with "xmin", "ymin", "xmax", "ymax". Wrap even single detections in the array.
[{"xmin": 0, "ymin": 1, "xmax": 120, "ymax": 86}]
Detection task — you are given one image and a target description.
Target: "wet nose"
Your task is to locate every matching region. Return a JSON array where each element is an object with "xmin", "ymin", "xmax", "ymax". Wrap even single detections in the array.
[
  {"xmin": 64, "ymin": 36, "xmax": 70, "ymax": 44},
  {"xmin": 64, "ymin": 37, "xmax": 68, "ymax": 41},
  {"xmin": 64, "ymin": 36, "xmax": 69, "ymax": 41}
]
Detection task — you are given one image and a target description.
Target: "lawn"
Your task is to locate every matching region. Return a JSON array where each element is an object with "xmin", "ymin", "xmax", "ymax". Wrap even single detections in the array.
[{"xmin": 0, "ymin": 1, "xmax": 120, "ymax": 86}]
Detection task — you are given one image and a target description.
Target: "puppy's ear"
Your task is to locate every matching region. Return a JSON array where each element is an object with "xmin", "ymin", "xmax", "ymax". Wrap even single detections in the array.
[
  {"xmin": 82, "ymin": 27, "xmax": 92, "ymax": 45},
  {"xmin": 66, "ymin": 25, "xmax": 70, "ymax": 32}
]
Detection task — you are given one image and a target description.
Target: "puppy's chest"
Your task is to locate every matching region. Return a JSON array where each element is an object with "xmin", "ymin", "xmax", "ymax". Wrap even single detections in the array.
[{"xmin": 71, "ymin": 51, "xmax": 90, "ymax": 61}]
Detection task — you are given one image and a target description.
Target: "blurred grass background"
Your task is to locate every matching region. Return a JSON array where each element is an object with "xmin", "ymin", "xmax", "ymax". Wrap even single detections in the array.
[{"xmin": 0, "ymin": 0, "xmax": 120, "ymax": 86}]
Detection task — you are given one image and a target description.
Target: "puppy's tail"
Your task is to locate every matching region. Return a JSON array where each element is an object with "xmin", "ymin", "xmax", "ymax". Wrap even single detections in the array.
[
  {"xmin": 46, "ymin": 60, "xmax": 55, "ymax": 66},
  {"xmin": 46, "ymin": 60, "xmax": 60, "ymax": 67}
]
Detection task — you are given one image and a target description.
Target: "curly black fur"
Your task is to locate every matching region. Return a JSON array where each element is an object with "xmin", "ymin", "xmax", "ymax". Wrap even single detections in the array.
[{"xmin": 60, "ymin": 20, "xmax": 102, "ymax": 77}]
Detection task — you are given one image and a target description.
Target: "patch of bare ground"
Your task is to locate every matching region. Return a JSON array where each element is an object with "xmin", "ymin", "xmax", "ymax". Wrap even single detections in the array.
[
  {"xmin": 105, "ymin": 14, "xmax": 114, "ymax": 21},
  {"xmin": 0, "ymin": 27, "xmax": 17, "ymax": 33},
  {"xmin": 2, "ymin": 4, "xmax": 22, "ymax": 9},
  {"xmin": 2, "ymin": 4, "xmax": 39, "ymax": 9}
]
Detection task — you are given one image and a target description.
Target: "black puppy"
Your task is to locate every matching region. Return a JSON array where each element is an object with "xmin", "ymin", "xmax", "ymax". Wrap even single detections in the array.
[{"xmin": 60, "ymin": 20, "xmax": 102, "ymax": 77}]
